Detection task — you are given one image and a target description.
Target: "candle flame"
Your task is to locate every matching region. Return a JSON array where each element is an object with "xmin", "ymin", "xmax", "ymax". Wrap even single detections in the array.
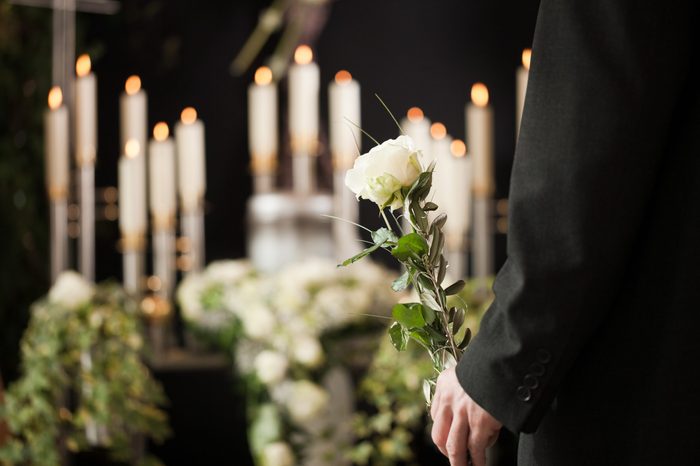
[
  {"xmin": 430, "ymin": 122, "xmax": 447, "ymax": 140},
  {"xmin": 522, "ymin": 48, "xmax": 532, "ymax": 71},
  {"xmin": 125, "ymin": 139, "xmax": 140, "ymax": 158},
  {"xmin": 471, "ymin": 83, "xmax": 489, "ymax": 107},
  {"xmin": 407, "ymin": 107, "xmax": 424, "ymax": 123},
  {"xmin": 153, "ymin": 122, "xmax": 169, "ymax": 141},
  {"xmin": 294, "ymin": 45, "xmax": 313, "ymax": 65},
  {"xmin": 254, "ymin": 66, "xmax": 273, "ymax": 85},
  {"xmin": 48, "ymin": 86, "xmax": 63, "ymax": 109},
  {"xmin": 76, "ymin": 54, "xmax": 91, "ymax": 77},
  {"xmin": 181, "ymin": 107, "xmax": 197, "ymax": 124},
  {"xmin": 450, "ymin": 139, "xmax": 467, "ymax": 158},
  {"xmin": 125, "ymin": 75, "xmax": 141, "ymax": 95},
  {"xmin": 335, "ymin": 70, "xmax": 352, "ymax": 84}
]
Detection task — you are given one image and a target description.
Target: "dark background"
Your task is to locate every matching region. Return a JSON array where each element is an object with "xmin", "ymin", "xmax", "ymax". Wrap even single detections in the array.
[{"xmin": 1, "ymin": 0, "xmax": 540, "ymax": 462}]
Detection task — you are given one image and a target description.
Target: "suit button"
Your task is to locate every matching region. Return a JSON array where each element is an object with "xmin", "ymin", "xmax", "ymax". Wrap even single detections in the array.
[
  {"xmin": 524, "ymin": 374, "xmax": 539, "ymax": 389},
  {"xmin": 537, "ymin": 349, "xmax": 552, "ymax": 364},
  {"xmin": 529, "ymin": 363, "xmax": 545, "ymax": 377},
  {"xmin": 516, "ymin": 386, "xmax": 532, "ymax": 402}
]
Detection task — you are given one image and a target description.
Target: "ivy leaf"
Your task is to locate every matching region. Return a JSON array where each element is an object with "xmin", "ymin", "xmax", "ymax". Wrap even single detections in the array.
[
  {"xmin": 392, "ymin": 303, "xmax": 426, "ymax": 329},
  {"xmin": 444, "ymin": 280, "xmax": 466, "ymax": 296},
  {"xmin": 391, "ymin": 270, "xmax": 410, "ymax": 292},
  {"xmin": 391, "ymin": 233, "xmax": 429, "ymax": 261},
  {"xmin": 371, "ymin": 227, "xmax": 398, "ymax": 246},
  {"xmin": 389, "ymin": 322, "xmax": 408, "ymax": 351}
]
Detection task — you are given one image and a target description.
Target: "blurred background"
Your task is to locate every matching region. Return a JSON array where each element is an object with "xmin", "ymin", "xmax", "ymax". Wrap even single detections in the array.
[{"xmin": 0, "ymin": 0, "xmax": 540, "ymax": 463}]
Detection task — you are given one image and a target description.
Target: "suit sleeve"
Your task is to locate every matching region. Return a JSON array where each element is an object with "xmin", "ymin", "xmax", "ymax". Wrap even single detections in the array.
[{"xmin": 456, "ymin": 0, "xmax": 695, "ymax": 433}]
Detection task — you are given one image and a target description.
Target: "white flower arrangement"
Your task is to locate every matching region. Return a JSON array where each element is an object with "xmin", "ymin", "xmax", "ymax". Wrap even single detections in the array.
[{"xmin": 177, "ymin": 257, "xmax": 397, "ymax": 466}]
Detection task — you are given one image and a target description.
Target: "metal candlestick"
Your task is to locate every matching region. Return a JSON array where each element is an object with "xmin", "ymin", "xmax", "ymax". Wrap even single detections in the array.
[
  {"xmin": 122, "ymin": 233, "xmax": 145, "ymax": 296},
  {"xmin": 50, "ymin": 198, "xmax": 69, "ymax": 283},
  {"xmin": 181, "ymin": 207, "xmax": 205, "ymax": 274},
  {"xmin": 79, "ymin": 165, "xmax": 95, "ymax": 281},
  {"xmin": 152, "ymin": 224, "xmax": 176, "ymax": 299}
]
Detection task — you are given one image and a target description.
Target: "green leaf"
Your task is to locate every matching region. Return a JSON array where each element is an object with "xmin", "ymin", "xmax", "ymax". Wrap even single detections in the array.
[
  {"xmin": 423, "ymin": 202, "xmax": 438, "ymax": 211},
  {"xmin": 392, "ymin": 303, "xmax": 426, "ymax": 329},
  {"xmin": 407, "ymin": 171, "xmax": 433, "ymax": 201},
  {"xmin": 371, "ymin": 227, "xmax": 398, "ymax": 246},
  {"xmin": 437, "ymin": 255, "xmax": 447, "ymax": 284},
  {"xmin": 391, "ymin": 270, "xmax": 410, "ymax": 292},
  {"xmin": 410, "ymin": 201, "xmax": 429, "ymax": 232},
  {"xmin": 389, "ymin": 322, "xmax": 408, "ymax": 351},
  {"xmin": 429, "ymin": 229, "xmax": 444, "ymax": 266},
  {"xmin": 409, "ymin": 328, "xmax": 432, "ymax": 349},
  {"xmin": 420, "ymin": 291, "xmax": 441, "ymax": 312},
  {"xmin": 391, "ymin": 233, "xmax": 429, "ymax": 261},
  {"xmin": 444, "ymin": 280, "xmax": 466, "ymax": 296},
  {"xmin": 423, "ymin": 379, "xmax": 433, "ymax": 405},
  {"xmin": 432, "ymin": 213, "xmax": 447, "ymax": 231},
  {"xmin": 340, "ymin": 243, "xmax": 382, "ymax": 266},
  {"xmin": 421, "ymin": 305, "xmax": 436, "ymax": 325}
]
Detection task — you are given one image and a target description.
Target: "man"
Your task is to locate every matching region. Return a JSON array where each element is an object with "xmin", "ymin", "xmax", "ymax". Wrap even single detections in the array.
[{"xmin": 431, "ymin": 1, "xmax": 699, "ymax": 465}]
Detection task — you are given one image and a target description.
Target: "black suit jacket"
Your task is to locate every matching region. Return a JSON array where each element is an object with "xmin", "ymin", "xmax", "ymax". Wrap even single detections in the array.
[{"xmin": 456, "ymin": 0, "xmax": 700, "ymax": 464}]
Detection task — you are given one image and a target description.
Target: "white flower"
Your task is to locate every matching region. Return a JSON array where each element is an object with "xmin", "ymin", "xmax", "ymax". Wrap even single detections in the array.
[
  {"xmin": 48, "ymin": 271, "xmax": 94, "ymax": 309},
  {"xmin": 205, "ymin": 260, "xmax": 252, "ymax": 284},
  {"xmin": 291, "ymin": 335, "xmax": 324, "ymax": 368},
  {"xmin": 261, "ymin": 442, "xmax": 295, "ymax": 466},
  {"xmin": 345, "ymin": 135, "xmax": 422, "ymax": 210},
  {"xmin": 240, "ymin": 305, "xmax": 276, "ymax": 340},
  {"xmin": 254, "ymin": 350, "xmax": 288, "ymax": 385},
  {"xmin": 286, "ymin": 380, "xmax": 329, "ymax": 426}
]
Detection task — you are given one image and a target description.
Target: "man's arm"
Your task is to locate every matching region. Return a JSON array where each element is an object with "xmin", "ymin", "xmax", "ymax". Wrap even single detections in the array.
[{"xmin": 457, "ymin": 0, "xmax": 694, "ymax": 434}]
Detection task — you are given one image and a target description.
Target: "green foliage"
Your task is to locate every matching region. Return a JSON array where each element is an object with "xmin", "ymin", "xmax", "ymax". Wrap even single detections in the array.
[{"xmin": 0, "ymin": 283, "xmax": 170, "ymax": 465}]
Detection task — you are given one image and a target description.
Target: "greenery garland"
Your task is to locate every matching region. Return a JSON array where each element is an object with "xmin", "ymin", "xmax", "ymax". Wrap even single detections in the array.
[{"xmin": 0, "ymin": 273, "xmax": 170, "ymax": 465}]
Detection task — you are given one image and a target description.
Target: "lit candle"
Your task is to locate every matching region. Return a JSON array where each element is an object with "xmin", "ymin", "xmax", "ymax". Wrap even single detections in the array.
[
  {"xmin": 466, "ymin": 83, "xmax": 494, "ymax": 197},
  {"xmin": 44, "ymin": 86, "xmax": 69, "ymax": 200},
  {"xmin": 516, "ymin": 49, "xmax": 531, "ymax": 137},
  {"xmin": 75, "ymin": 54, "xmax": 97, "ymax": 167},
  {"xmin": 118, "ymin": 139, "xmax": 147, "ymax": 235},
  {"xmin": 328, "ymin": 69, "xmax": 361, "ymax": 171},
  {"xmin": 248, "ymin": 66, "xmax": 278, "ymax": 184},
  {"xmin": 149, "ymin": 122, "xmax": 176, "ymax": 229},
  {"xmin": 401, "ymin": 107, "xmax": 432, "ymax": 166},
  {"xmin": 175, "ymin": 107, "xmax": 206, "ymax": 213},
  {"xmin": 120, "ymin": 75, "xmax": 147, "ymax": 157},
  {"xmin": 288, "ymin": 44, "xmax": 319, "ymax": 156},
  {"xmin": 430, "ymin": 122, "xmax": 452, "ymax": 216},
  {"xmin": 447, "ymin": 139, "xmax": 472, "ymax": 236}
]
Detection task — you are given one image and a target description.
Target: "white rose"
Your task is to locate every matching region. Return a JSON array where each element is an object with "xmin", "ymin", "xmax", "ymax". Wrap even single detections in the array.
[
  {"xmin": 261, "ymin": 442, "xmax": 295, "ymax": 466},
  {"xmin": 205, "ymin": 260, "xmax": 252, "ymax": 284},
  {"xmin": 240, "ymin": 305, "xmax": 276, "ymax": 340},
  {"xmin": 291, "ymin": 335, "xmax": 324, "ymax": 368},
  {"xmin": 48, "ymin": 271, "xmax": 94, "ymax": 309},
  {"xmin": 345, "ymin": 135, "xmax": 422, "ymax": 210},
  {"xmin": 286, "ymin": 380, "xmax": 329, "ymax": 426},
  {"xmin": 254, "ymin": 350, "xmax": 288, "ymax": 385}
]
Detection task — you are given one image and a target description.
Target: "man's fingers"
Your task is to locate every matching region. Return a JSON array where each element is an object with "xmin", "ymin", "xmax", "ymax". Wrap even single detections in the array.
[
  {"xmin": 431, "ymin": 408, "xmax": 452, "ymax": 457},
  {"xmin": 446, "ymin": 415, "xmax": 469, "ymax": 466},
  {"xmin": 466, "ymin": 429, "xmax": 491, "ymax": 466}
]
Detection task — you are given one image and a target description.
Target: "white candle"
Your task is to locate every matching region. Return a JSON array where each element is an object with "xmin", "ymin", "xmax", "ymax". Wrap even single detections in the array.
[
  {"xmin": 516, "ymin": 49, "xmax": 531, "ymax": 138},
  {"xmin": 248, "ymin": 66, "xmax": 278, "ymax": 176},
  {"xmin": 44, "ymin": 86, "xmax": 69, "ymax": 200},
  {"xmin": 75, "ymin": 54, "xmax": 97, "ymax": 167},
  {"xmin": 120, "ymin": 75, "xmax": 147, "ymax": 156},
  {"xmin": 329, "ymin": 70, "xmax": 361, "ymax": 170},
  {"xmin": 430, "ymin": 122, "xmax": 452, "ymax": 216},
  {"xmin": 289, "ymin": 44, "xmax": 320, "ymax": 156},
  {"xmin": 149, "ymin": 123, "xmax": 177, "ymax": 229},
  {"xmin": 447, "ymin": 139, "xmax": 472, "ymax": 235},
  {"xmin": 119, "ymin": 139, "xmax": 147, "ymax": 235},
  {"xmin": 401, "ymin": 107, "xmax": 432, "ymax": 166},
  {"xmin": 176, "ymin": 107, "xmax": 206, "ymax": 213},
  {"xmin": 466, "ymin": 83, "xmax": 494, "ymax": 197}
]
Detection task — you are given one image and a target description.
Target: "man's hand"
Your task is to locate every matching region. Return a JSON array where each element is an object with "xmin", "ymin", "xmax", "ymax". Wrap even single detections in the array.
[{"xmin": 431, "ymin": 367, "xmax": 502, "ymax": 466}]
